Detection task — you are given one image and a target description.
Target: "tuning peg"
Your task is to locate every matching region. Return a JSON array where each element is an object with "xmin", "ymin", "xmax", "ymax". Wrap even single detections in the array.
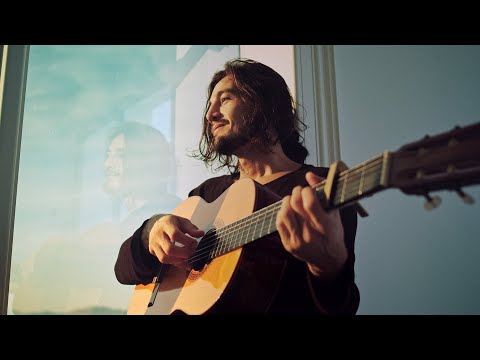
[
  {"xmin": 456, "ymin": 188, "xmax": 475, "ymax": 205},
  {"xmin": 423, "ymin": 193, "xmax": 442, "ymax": 210}
]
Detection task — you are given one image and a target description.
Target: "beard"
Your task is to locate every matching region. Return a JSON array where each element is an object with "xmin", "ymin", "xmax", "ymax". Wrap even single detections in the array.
[{"xmin": 214, "ymin": 130, "xmax": 250, "ymax": 156}]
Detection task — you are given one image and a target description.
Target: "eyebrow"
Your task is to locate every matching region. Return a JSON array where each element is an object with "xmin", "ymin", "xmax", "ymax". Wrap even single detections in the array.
[{"xmin": 209, "ymin": 87, "xmax": 238, "ymax": 104}]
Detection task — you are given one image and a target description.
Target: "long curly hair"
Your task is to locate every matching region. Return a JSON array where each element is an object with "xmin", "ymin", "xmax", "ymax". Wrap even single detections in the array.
[{"xmin": 193, "ymin": 58, "xmax": 308, "ymax": 174}]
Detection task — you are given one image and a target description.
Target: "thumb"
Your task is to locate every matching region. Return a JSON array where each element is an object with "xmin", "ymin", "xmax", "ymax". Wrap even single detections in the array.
[{"xmin": 305, "ymin": 171, "xmax": 323, "ymax": 188}]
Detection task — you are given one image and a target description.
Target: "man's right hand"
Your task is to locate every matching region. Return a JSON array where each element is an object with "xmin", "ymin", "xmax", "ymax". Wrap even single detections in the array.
[{"xmin": 146, "ymin": 215, "xmax": 204, "ymax": 268}]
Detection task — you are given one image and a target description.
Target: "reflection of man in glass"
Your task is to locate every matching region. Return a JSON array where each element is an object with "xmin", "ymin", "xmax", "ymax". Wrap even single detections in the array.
[
  {"xmin": 103, "ymin": 121, "xmax": 181, "ymax": 239},
  {"xmin": 13, "ymin": 121, "xmax": 181, "ymax": 314}
]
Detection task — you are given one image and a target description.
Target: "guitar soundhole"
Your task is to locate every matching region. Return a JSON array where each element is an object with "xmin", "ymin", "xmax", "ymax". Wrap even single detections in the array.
[{"xmin": 191, "ymin": 228, "xmax": 218, "ymax": 271}]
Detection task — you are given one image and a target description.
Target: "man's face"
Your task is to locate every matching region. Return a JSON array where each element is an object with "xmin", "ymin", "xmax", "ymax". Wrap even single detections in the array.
[
  {"xmin": 205, "ymin": 76, "xmax": 250, "ymax": 155},
  {"xmin": 103, "ymin": 133, "xmax": 125, "ymax": 195}
]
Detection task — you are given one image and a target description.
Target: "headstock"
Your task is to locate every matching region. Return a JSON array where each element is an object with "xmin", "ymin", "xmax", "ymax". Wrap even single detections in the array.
[{"xmin": 388, "ymin": 122, "xmax": 480, "ymax": 209}]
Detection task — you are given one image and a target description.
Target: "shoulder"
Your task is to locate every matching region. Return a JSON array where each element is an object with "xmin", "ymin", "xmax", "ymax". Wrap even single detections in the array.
[
  {"xmin": 190, "ymin": 174, "xmax": 234, "ymax": 192},
  {"xmin": 188, "ymin": 174, "xmax": 236, "ymax": 202}
]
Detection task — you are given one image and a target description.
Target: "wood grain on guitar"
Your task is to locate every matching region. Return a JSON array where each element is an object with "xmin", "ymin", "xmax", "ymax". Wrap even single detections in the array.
[{"xmin": 128, "ymin": 121, "xmax": 480, "ymax": 315}]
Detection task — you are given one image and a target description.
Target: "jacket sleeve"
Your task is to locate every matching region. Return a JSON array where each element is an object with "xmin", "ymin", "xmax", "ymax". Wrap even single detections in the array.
[
  {"xmin": 306, "ymin": 204, "xmax": 360, "ymax": 315},
  {"xmin": 114, "ymin": 217, "xmax": 163, "ymax": 285}
]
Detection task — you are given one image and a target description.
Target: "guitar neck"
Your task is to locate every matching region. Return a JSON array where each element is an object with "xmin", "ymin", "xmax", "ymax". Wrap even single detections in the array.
[
  {"xmin": 203, "ymin": 152, "xmax": 390, "ymax": 260},
  {"xmin": 186, "ymin": 121, "xmax": 480, "ymax": 266}
]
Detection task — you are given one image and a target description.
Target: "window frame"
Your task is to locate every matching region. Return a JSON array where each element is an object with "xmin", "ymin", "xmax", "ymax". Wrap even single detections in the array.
[{"xmin": 0, "ymin": 45, "xmax": 30, "ymax": 315}]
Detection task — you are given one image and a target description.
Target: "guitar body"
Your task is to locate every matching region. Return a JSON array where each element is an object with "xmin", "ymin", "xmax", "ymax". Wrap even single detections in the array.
[{"xmin": 127, "ymin": 178, "xmax": 289, "ymax": 315}]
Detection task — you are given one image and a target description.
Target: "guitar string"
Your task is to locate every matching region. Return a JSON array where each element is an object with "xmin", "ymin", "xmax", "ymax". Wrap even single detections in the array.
[
  {"xmin": 176, "ymin": 123, "xmax": 480, "ymax": 266},
  {"xmin": 208, "ymin": 154, "xmax": 385, "ymax": 244},
  {"xmin": 336, "ymin": 158, "xmax": 385, "ymax": 203},
  {"xmin": 183, "ymin": 155, "xmax": 385, "ymax": 265},
  {"xmin": 185, "ymin": 180, "xmax": 385, "ymax": 266},
  {"xmin": 184, "ymin": 156, "xmax": 385, "ymax": 266}
]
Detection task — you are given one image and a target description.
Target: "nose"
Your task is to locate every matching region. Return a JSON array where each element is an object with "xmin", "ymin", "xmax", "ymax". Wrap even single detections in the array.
[{"xmin": 206, "ymin": 103, "xmax": 221, "ymax": 124}]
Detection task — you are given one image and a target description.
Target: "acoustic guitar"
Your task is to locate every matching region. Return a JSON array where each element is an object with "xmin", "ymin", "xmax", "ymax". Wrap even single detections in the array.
[{"xmin": 127, "ymin": 121, "xmax": 480, "ymax": 315}]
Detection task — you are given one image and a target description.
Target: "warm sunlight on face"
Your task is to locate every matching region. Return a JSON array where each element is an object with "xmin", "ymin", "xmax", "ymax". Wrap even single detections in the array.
[{"xmin": 207, "ymin": 76, "xmax": 250, "ymax": 155}]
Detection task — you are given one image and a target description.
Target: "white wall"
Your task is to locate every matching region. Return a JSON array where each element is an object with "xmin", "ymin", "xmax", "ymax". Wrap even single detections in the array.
[
  {"xmin": 334, "ymin": 45, "xmax": 480, "ymax": 314},
  {"xmin": 240, "ymin": 45, "xmax": 295, "ymax": 99}
]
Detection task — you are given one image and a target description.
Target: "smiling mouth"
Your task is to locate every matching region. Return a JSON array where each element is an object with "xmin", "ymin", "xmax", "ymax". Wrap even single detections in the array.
[{"xmin": 212, "ymin": 123, "xmax": 227, "ymax": 135}]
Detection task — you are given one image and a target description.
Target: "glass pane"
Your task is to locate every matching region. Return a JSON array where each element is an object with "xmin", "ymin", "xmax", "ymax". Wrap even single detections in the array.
[{"xmin": 9, "ymin": 45, "xmax": 239, "ymax": 314}]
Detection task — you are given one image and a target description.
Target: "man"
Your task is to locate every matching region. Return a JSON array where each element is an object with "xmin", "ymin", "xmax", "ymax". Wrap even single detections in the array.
[{"xmin": 114, "ymin": 59, "xmax": 360, "ymax": 315}]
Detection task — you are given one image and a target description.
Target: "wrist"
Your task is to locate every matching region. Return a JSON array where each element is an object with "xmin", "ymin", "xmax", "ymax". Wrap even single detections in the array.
[
  {"xmin": 141, "ymin": 214, "xmax": 166, "ymax": 250},
  {"xmin": 307, "ymin": 252, "xmax": 347, "ymax": 281}
]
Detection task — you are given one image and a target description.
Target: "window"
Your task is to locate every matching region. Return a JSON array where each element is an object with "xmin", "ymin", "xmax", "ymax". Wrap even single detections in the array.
[
  {"xmin": 8, "ymin": 45, "xmax": 240, "ymax": 314},
  {"xmin": 6, "ymin": 45, "xmax": 298, "ymax": 315}
]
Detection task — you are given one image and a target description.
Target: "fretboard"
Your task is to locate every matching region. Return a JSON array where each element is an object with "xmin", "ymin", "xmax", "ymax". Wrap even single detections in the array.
[{"xmin": 192, "ymin": 153, "xmax": 389, "ymax": 261}]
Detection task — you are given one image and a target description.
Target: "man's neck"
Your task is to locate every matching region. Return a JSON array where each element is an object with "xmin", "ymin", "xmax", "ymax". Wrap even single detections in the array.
[{"xmin": 236, "ymin": 144, "xmax": 302, "ymax": 185}]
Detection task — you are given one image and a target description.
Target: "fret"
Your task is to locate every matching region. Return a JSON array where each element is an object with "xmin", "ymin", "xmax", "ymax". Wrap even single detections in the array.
[
  {"xmin": 252, "ymin": 215, "xmax": 259, "ymax": 242},
  {"xmin": 257, "ymin": 207, "xmax": 267, "ymax": 239},
  {"xmin": 235, "ymin": 218, "xmax": 245, "ymax": 249},
  {"xmin": 233, "ymin": 222, "xmax": 240, "ymax": 250},
  {"xmin": 260, "ymin": 204, "xmax": 275, "ymax": 237},
  {"xmin": 340, "ymin": 171, "xmax": 348, "ymax": 204},
  {"xmin": 230, "ymin": 219, "xmax": 238, "ymax": 250},
  {"xmin": 229, "ymin": 224, "xmax": 237, "ymax": 252},
  {"xmin": 359, "ymin": 164, "xmax": 365, "ymax": 195},
  {"xmin": 242, "ymin": 218, "xmax": 251, "ymax": 245},
  {"xmin": 231, "ymin": 220, "xmax": 240, "ymax": 252},
  {"xmin": 222, "ymin": 229, "xmax": 230, "ymax": 254},
  {"xmin": 250, "ymin": 216, "xmax": 257, "ymax": 241},
  {"xmin": 224, "ymin": 225, "xmax": 233, "ymax": 253},
  {"xmin": 224, "ymin": 226, "xmax": 234, "ymax": 254},
  {"xmin": 267, "ymin": 205, "xmax": 276, "ymax": 236},
  {"xmin": 240, "ymin": 217, "xmax": 249, "ymax": 247},
  {"xmin": 366, "ymin": 167, "xmax": 380, "ymax": 193},
  {"xmin": 231, "ymin": 221, "xmax": 238, "ymax": 249},
  {"xmin": 380, "ymin": 150, "xmax": 390, "ymax": 187}
]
